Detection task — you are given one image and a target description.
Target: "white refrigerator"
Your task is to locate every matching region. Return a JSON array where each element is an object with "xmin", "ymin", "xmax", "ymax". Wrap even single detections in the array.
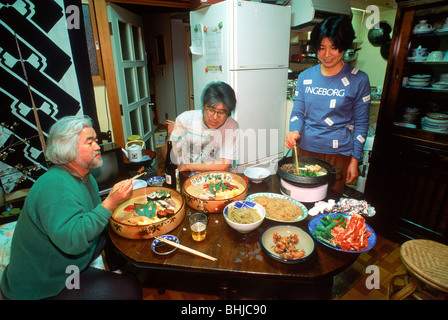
[{"xmin": 190, "ymin": 0, "xmax": 291, "ymax": 172}]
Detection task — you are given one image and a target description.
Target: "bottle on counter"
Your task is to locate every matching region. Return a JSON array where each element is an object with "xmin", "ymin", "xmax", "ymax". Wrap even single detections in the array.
[{"xmin": 165, "ymin": 140, "xmax": 179, "ymax": 191}]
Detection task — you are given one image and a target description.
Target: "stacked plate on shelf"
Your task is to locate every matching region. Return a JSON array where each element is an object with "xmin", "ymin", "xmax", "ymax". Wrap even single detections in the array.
[
  {"xmin": 421, "ymin": 112, "xmax": 448, "ymax": 133},
  {"xmin": 393, "ymin": 107, "xmax": 420, "ymax": 129},
  {"xmin": 408, "ymin": 74, "xmax": 432, "ymax": 87}
]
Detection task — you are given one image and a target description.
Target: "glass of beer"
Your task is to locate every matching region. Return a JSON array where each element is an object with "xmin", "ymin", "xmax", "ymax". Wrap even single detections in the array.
[{"xmin": 189, "ymin": 213, "xmax": 208, "ymax": 241}]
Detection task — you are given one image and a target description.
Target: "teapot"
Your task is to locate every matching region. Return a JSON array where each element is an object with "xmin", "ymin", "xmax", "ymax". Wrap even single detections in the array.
[
  {"xmin": 412, "ymin": 45, "xmax": 428, "ymax": 58},
  {"xmin": 414, "ymin": 20, "xmax": 432, "ymax": 32},
  {"xmin": 122, "ymin": 140, "xmax": 145, "ymax": 162}
]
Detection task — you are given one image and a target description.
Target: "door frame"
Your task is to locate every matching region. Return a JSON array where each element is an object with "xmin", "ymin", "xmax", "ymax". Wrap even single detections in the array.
[{"xmin": 93, "ymin": 0, "xmax": 190, "ymax": 147}]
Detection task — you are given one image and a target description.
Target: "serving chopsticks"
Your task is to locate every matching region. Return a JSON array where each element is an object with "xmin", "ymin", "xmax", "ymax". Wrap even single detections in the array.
[
  {"xmin": 155, "ymin": 236, "xmax": 217, "ymax": 262},
  {"xmin": 293, "ymin": 146, "xmax": 300, "ymax": 175}
]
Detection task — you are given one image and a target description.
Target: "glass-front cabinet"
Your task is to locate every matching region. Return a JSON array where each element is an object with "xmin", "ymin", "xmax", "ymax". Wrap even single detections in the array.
[{"xmin": 366, "ymin": 0, "xmax": 448, "ymax": 244}]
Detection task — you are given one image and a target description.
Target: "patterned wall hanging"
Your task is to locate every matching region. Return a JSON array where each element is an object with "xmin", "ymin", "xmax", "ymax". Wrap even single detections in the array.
[{"xmin": 0, "ymin": 0, "xmax": 99, "ymax": 194}]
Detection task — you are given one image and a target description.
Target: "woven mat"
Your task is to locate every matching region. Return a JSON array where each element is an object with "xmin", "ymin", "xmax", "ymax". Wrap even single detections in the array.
[{"xmin": 401, "ymin": 240, "xmax": 448, "ymax": 292}]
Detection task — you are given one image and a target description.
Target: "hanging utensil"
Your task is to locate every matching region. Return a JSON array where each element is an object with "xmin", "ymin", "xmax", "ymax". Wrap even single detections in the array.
[{"xmin": 14, "ymin": 33, "xmax": 47, "ymax": 153}]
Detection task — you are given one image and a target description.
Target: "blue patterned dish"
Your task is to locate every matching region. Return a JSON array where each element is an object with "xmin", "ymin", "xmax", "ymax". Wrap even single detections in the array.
[
  {"xmin": 308, "ymin": 213, "xmax": 376, "ymax": 253},
  {"xmin": 147, "ymin": 176, "xmax": 165, "ymax": 187},
  {"xmin": 151, "ymin": 235, "xmax": 179, "ymax": 255}
]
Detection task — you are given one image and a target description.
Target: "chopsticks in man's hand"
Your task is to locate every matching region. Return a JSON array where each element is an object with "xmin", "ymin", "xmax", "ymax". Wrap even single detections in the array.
[{"xmin": 110, "ymin": 171, "xmax": 146, "ymax": 195}]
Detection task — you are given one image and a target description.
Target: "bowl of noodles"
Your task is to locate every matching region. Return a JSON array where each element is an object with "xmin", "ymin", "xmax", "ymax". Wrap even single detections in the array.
[
  {"xmin": 109, "ymin": 187, "xmax": 185, "ymax": 239},
  {"xmin": 223, "ymin": 201, "xmax": 266, "ymax": 233},
  {"xmin": 182, "ymin": 171, "xmax": 248, "ymax": 213},
  {"xmin": 245, "ymin": 193, "xmax": 308, "ymax": 222}
]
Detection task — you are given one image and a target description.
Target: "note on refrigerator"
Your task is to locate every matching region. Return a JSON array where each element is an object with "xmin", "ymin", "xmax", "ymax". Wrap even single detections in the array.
[
  {"xmin": 190, "ymin": 24, "xmax": 203, "ymax": 55},
  {"xmin": 205, "ymin": 25, "xmax": 223, "ymax": 72}
]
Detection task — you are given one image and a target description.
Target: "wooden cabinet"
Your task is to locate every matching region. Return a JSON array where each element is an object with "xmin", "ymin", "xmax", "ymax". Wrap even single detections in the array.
[{"xmin": 365, "ymin": 0, "xmax": 448, "ymax": 244}]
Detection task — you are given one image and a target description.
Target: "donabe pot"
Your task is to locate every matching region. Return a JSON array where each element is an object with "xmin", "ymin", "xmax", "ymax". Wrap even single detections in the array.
[{"xmin": 277, "ymin": 156, "xmax": 342, "ymax": 188}]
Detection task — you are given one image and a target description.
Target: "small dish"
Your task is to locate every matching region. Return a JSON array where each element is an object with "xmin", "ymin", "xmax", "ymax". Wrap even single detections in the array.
[
  {"xmin": 132, "ymin": 179, "xmax": 147, "ymax": 190},
  {"xmin": 244, "ymin": 167, "xmax": 270, "ymax": 184},
  {"xmin": 260, "ymin": 225, "xmax": 315, "ymax": 264},
  {"xmin": 427, "ymin": 112, "xmax": 448, "ymax": 121},
  {"xmin": 412, "ymin": 27, "xmax": 435, "ymax": 34},
  {"xmin": 188, "ymin": 171, "xmax": 200, "ymax": 177},
  {"xmin": 147, "ymin": 176, "xmax": 165, "ymax": 187},
  {"xmin": 409, "ymin": 74, "xmax": 431, "ymax": 79},
  {"xmin": 152, "ymin": 235, "xmax": 179, "ymax": 255},
  {"xmin": 431, "ymin": 82, "xmax": 448, "ymax": 89},
  {"xmin": 223, "ymin": 200, "xmax": 266, "ymax": 233}
]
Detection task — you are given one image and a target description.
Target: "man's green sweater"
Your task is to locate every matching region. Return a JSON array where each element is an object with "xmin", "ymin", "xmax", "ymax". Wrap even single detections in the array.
[{"xmin": 1, "ymin": 165, "xmax": 112, "ymax": 299}]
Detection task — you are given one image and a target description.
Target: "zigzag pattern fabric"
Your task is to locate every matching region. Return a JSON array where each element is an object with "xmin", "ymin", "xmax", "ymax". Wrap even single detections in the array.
[{"xmin": 0, "ymin": 0, "xmax": 98, "ymax": 193}]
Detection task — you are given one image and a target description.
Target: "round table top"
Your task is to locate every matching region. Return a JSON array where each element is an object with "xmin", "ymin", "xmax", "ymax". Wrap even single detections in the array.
[{"xmin": 400, "ymin": 239, "xmax": 448, "ymax": 292}]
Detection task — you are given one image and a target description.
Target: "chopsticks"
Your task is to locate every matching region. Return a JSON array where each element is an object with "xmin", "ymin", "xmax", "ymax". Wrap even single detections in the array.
[
  {"xmin": 293, "ymin": 146, "xmax": 300, "ymax": 175},
  {"xmin": 131, "ymin": 172, "xmax": 146, "ymax": 180},
  {"xmin": 155, "ymin": 236, "xmax": 217, "ymax": 262},
  {"xmin": 110, "ymin": 171, "xmax": 146, "ymax": 195},
  {"xmin": 165, "ymin": 119, "xmax": 211, "ymax": 138}
]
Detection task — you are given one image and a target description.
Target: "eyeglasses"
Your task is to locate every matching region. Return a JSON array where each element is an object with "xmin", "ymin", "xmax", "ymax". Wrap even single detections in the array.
[{"xmin": 204, "ymin": 107, "xmax": 228, "ymax": 118}]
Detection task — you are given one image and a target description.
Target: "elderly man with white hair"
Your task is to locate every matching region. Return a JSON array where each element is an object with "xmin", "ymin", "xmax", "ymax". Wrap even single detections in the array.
[{"xmin": 1, "ymin": 115, "xmax": 142, "ymax": 300}]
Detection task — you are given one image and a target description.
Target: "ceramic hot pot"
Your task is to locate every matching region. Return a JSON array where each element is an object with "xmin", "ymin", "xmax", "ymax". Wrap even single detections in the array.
[{"xmin": 277, "ymin": 155, "xmax": 342, "ymax": 188}]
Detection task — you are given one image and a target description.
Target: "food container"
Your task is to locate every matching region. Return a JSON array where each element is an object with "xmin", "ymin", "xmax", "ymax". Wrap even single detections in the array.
[
  {"xmin": 109, "ymin": 187, "xmax": 185, "ymax": 239},
  {"xmin": 277, "ymin": 155, "xmax": 342, "ymax": 188},
  {"xmin": 223, "ymin": 200, "xmax": 266, "ymax": 233},
  {"xmin": 244, "ymin": 167, "xmax": 270, "ymax": 183},
  {"xmin": 182, "ymin": 171, "xmax": 248, "ymax": 213},
  {"xmin": 260, "ymin": 225, "xmax": 315, "ymax": 264},
  {"xmin": 151, "ymin": 235, "xmax": 179, "ymax": 255}
]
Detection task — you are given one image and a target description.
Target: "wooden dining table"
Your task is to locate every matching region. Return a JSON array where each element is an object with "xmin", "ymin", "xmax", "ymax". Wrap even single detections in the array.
[{"xmin": 108, "ymin": 174, "xmax": 359, "ymax": 299}]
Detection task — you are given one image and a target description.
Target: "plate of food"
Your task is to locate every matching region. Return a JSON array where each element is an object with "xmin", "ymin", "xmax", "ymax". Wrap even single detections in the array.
[
  {"xmin": 260, "ymin": 225, "xmax": 315, "ymax": 264},
  {"xmin": 308, "ymin": 213, "xmax": 376, "ymax": 253},
  {"xmin": 245, "ymin": 192, "xmax": 308, "ymax": 222},
  {"xmin": 182, "ymin": 171, "xmax": 248, "ymax": 213},
  {"xmin": 110, "ymin": 187, "xmax": 185, "ymax": 239}
]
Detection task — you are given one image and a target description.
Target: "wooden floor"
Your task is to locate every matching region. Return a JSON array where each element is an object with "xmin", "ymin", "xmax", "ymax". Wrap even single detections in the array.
[{"xmin": 138, "ymin": 149, "xmax": 406, "ymax": 300}]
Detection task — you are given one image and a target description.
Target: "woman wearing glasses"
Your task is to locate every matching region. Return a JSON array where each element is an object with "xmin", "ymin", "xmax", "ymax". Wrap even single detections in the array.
[{"xmin": 164, "ymin": 81, "xmax": 239, "ymax": 172}]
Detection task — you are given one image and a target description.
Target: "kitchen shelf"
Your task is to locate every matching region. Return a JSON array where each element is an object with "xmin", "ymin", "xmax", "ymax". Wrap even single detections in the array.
[
  {"xmin": 413, "ymin": 30, "xmax": 448, "ymax": 37},
  {"xmin": 392, "ymin": 125, "xmax": 448, "ymax": 146},
  {"xmin": 403, "ymin": 85, "xmax": 448, "ymax": 92},
  {"xmin": 407, "ymin": 61, "xmax": 448, "ymax": 64},
  {"xmin": 366, "ymin": 0, "xmax": 448, "ymax": 245}
]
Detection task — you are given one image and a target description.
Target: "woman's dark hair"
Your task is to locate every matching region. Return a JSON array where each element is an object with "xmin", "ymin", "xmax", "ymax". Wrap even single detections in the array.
[
  {"xmin": 310, "ymin": 15, "xmax": 355, "ymax": 52},
  {"xmin": 201, "ymin": 81, "xmax": 237, "ymax": 113}
]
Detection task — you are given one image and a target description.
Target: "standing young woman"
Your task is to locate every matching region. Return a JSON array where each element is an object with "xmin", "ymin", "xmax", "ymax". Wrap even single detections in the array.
[{"xmin": 285, "ymin": 16, "xmax": 371, "ymax": 194}]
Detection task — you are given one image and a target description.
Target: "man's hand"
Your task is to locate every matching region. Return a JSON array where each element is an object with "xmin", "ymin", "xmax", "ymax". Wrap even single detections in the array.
[{"xmin": 102, "ymin": 179, "xmax": 133, "ymax": 212}]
